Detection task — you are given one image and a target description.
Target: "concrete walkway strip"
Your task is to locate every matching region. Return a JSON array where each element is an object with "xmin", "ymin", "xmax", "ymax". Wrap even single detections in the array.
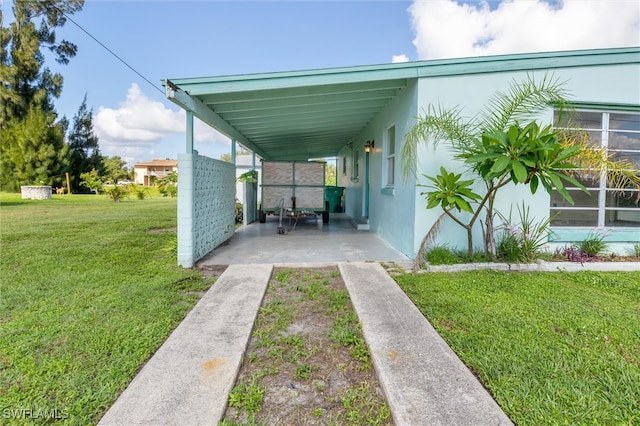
[
  {"xmin": 98, "ymin": 264, "xmax": 273, "ymax": 426},
  {"xmin": 339, "ymin": 262, "xmax": 513, "ymax": 426}
]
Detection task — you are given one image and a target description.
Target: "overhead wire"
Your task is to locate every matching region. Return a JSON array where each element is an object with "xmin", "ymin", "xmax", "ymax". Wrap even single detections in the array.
[{"xmin": 60, "ymin": 11, "xmax": 165, "ymax": 96}]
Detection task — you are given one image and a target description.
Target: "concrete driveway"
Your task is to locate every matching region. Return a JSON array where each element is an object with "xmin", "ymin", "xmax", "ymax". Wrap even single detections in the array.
[{"xmin": 196, "ymin": 213, "xmax": 411, "ymax": 266}]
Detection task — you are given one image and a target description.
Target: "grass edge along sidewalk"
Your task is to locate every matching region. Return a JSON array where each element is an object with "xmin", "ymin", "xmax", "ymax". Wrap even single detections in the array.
[
  {"xmin": 394, "ymin": 269, "xmax": 640, "ymax": 425},
  {"xmin": 0, "ymin": 193, "xmax": 212, "ymax": 425}
]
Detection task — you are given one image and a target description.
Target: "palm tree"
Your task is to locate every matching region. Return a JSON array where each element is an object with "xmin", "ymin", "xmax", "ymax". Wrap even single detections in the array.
[{"xmin": 402, "ymin": 74, "xmax": 639, "ymax": 268}]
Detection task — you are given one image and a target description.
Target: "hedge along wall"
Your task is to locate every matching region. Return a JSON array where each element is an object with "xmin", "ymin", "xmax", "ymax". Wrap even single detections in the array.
[{"xmin": 177, "ymin": 153, "xmax": 236, "ymax": 267}]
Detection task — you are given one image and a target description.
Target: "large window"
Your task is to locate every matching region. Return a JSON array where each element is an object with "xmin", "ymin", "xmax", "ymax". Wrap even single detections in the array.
[
  {"xmin": 385, "ymin": 124, "xmax": 396, "ymax": 187},
  {"xmin": 551, "ymin": 111, "xmax": 640, "ymax": 227}
]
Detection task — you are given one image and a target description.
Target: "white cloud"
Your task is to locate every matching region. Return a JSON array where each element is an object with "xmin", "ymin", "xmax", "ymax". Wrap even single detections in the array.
[
  {"xmin": 392, "ymin": 54, "xmax": 410, "ymax": 63},
  {"xmin": 94, "ymin": 83, "xmax": 231, "ymax": 165},
  {"xmin": 409, "ymin": 0, "xmax": 640, "ymax": 60},
  {"xmin": 94, "ymin": 83, "xmax": 183, "ymax": 144}
]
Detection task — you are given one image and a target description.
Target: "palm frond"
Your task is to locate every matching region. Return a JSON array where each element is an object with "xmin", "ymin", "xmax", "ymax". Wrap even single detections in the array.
[
  {"xmin": 414, "ymin": 211, "xmax": 448, "ymax": 271},
  {"xmin": 401, "ymin": 104, "xmax": 479, "ymax": 181},
  {"xmin": 558, "ymin": 129, "xmax": 640, "ymax": 198},
  {"xmin": 482, "ymin": 73, "xmax": 573, "ymax": 132}
]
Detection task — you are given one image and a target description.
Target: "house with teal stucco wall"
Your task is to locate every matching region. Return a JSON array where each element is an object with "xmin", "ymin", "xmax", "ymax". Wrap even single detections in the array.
[{"xmin": 165, "ymin": 47, "xmax": 639, "ymax": 267}]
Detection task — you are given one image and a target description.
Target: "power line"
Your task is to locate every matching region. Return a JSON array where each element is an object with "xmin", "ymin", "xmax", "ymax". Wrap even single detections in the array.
[{"xmin": 62, "ymin": 13, "xmax": 165, "ymax": 96}]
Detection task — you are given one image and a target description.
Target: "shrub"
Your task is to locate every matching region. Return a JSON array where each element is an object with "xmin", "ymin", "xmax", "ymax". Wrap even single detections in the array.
[
  {"xmin": 235, "ymin": 202, "xmax": 243, "ymax": 224},
  {"xmin": 496, "ymin": 202, "xmax": 553, "ymax": 263},
  {"xmin": 577, "ymin": 228, "xmax": 608, "ymax": 257},
  {"xmin": 130, "ymin": 184, "xmax": 150, "ymax": 200},
  {"xmin": 425, "ymin": 244, "xmax": 462, "ymax": 265},
  {"xmin": 105, "ymin": 185, "xmax": 129, "ymax": 202},
  {"xmin": 555, "ymin": 245, "xmax": 593, "ymax": 263}
]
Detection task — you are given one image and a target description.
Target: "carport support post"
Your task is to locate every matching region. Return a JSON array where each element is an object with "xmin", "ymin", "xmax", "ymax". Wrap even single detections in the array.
[
  {"xmin": 364, "ymin": 149, "xmax": 370, "ymax": 219},
  {"xmin": 186, "ymin": 111, "xmax": 194, "ymax": 153},
  {"xmin": 231, "ymin": 139, "xmax": 236, "ymax": 164},
  {"xmin": 177, "ymin": 111, "xmax": 196, "ymax": 267}
]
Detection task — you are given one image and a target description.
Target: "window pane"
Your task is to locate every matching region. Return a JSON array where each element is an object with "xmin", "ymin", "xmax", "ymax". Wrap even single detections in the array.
[
  {"xmin": 387, "ymin": 158, "xmax": 395, "ymax": 186},
  {"xmin": 605, "ymin": 190, "xmax": 640, "ymax": 227},
  {"xmin": 550, "ymin": 209, "xmax": 598, "ymax": 226},
  {"xmin": 608, "ymin": 131, "xmax": 640, "ymax": 150},
  {"xmin": 555, "ymin": 111, "xmax": 601, "ymax": 129},
  {"xmin": 609, "ymin": 151, "xmax": 640, "ymax": 168},
  {"xmin": 567, "ymin": 172, "xmax": 601, "ymax": 188},
  {"xmin": 551, "ymin": 189, "xmax": 599, "ymax": 208},
  {"xmin": 605, "ymin": 190, "xmax": 640, "ymax": 208},
  {"xmin": 388, "ymin": 126, "xmax": 395, "ymax": 153},
  {"xmin": 584, "ymin": 130, "xmax": 603, "ymax": 147},
  {"xmin": 605, "ymin": 210, "xmax": 640, "ymax": 227},
  {"xmin": 610, "ymin": 113, "xmax": 640, "ymax": 131}
]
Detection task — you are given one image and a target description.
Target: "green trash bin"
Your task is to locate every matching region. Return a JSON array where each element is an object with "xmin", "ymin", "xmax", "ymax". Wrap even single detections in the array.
[{"xmin": 324, "ymin": 186, "xmax": 345, "ymax": 213}]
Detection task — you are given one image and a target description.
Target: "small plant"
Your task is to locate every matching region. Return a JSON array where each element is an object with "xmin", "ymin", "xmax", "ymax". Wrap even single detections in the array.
[
  {"xmin": 555, "ymin": 245, "xmax": 593, "ymax": 263},
  {"xmin": 340, "ymin": 381, "xmax": 391, "ymax": 425},
  {"xmin": 237, "ymin": 170, "xmax": 258, "ymax": 183},
  {"xmin": 496, "ymin": 202, "xmax": 554, "ymax": 263},
  {"xmin": 275, "ymin": 269, "xmax": 291, "ymax": 284},
  {"xmin": 130, "ymin": 184, "xmax": 150, "ymax": 200},
  {"xmin": 157, "ymin": 171, "xmax": 178, "ymax": 197},
  {"xmin": 164, "ymin": 235, "xmax": 178, "ymax": 257},
  {"xmin": 294, "ymin": 363, "xmax": 315, "ymax": 380},
  {"xmin": 105, "ymin": 184, "xmax": 129, "ymax": 202},
  {"xmin": 424, "ymin": 244, "xmax": 462, "ymax": 265},
  {"xmin": 227, "ymin": 378, "xmax": 265, "ymax": 415},
  {"xmin": 235, "ymin": 201, "xmax": 243, "ymax": 224},
  {"xmin": 577, "ymin": 228, "xmax": 608, "ymax": 257},
  {"xmin": 628, "ymin": 243, "xmax": 640, "ymax": 257}
]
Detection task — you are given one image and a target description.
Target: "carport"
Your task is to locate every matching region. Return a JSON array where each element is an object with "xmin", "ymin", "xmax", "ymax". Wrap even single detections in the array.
[{"xmin": 163, "ymin": 62, "xmax": 414, "ymax": 267}]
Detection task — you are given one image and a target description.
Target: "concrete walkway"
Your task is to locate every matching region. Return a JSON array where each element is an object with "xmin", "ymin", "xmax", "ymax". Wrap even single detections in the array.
[
  {"xmin": 98, "ymin": 264, "xmax": 272, "ymax": 426},
  {"xmin": 340, "ymin": 263, "xmax": 512, "ymax": 426},
  {"xmin": 99, "ymin": 262, "xmax": 514, "ymax": 425}
]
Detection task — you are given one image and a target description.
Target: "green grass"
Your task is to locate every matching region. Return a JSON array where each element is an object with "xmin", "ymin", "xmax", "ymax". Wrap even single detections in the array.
[
  {"xmin": 395, "ymin": 270, "xmax": 640, "ymax": 425},
  {"xmin": 0, "ymin": 193, "xmax": 211, "ymax": 425}
]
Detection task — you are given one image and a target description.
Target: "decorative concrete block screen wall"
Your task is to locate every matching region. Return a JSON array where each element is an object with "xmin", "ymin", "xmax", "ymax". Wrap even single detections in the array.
[{"xmin": 177, "ymin": 153, "xmax": 235, "ymax": 267}]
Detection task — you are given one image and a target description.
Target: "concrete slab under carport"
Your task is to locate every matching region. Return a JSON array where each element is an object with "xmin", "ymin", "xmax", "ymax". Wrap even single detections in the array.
[{"xmin": 197, "ymin": 213, "xmax": 412, "ymax": 266}]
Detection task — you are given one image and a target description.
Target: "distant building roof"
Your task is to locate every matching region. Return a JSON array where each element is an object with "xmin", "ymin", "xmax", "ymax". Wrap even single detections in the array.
[{"xmin": 134, "ymin": 159, "xmax": 178, "ymax": 167}]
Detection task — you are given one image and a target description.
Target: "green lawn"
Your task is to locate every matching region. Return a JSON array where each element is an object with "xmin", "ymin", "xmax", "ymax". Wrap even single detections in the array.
[
  {"xmin": 3, "ymin": 193, "xmax": 639, "ymax": 425},
  {"xmin": 395, "ymin": 270, "xmax": 640, "ymax": 425},
  {"xmin": 0, "ymin": 193, "xmax": 212, "ymax": 425}
]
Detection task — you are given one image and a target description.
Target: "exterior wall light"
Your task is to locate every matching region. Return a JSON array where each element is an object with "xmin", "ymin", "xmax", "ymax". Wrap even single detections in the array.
[{"xmin": 364, "ymin": 140, "xmax": 375, "ymax": 153}]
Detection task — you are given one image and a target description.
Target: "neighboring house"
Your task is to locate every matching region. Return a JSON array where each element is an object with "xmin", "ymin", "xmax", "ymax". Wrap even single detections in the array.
[
  {"xmin": 133, "ymin": 159, "xmax": 178, "ymax": 186},
  {"xmin": 164, "ymin": 47, "xmax": 639, "ymax": 267}
]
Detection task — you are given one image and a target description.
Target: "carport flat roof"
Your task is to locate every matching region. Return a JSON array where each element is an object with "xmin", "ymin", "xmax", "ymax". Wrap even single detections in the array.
[{"xmin": 163, "ymin": 47, "xmax": 639, "ymax": 161}]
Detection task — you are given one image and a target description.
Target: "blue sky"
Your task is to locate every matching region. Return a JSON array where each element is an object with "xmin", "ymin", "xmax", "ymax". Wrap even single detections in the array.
[{"xmin": 5, "ymin": 0, "xmax": 640, "ymax": 165}]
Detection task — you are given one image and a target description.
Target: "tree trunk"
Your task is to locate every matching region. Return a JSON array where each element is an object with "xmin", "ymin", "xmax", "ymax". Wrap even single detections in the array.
[{"xmin": 484, "ymin": 211, "xmax": 496, "ymax": 260}]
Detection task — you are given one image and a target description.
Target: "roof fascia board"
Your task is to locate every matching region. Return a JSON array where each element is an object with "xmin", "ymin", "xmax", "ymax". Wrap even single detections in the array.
[
  {"xmin": 173, "ymin": 70, "xmax": 417, "ymax": 96},
  {"xmin": 164, "ymin": 81, "xmax": 270, "ymax": 159},
  {"xmin": 169, "ymin": 47, "xmax": 638, "ymax": 95},
  {"xmin": 414, "ymin": 48, "xmax": 640, "ymax": 78}
]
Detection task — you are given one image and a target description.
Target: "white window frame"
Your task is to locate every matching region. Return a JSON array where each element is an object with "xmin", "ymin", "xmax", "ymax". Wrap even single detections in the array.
[
  {"xmin": 551, "ymin": 110, "xmax": 640, "ymax": 228},
  {"xmin": 384, "ymin": 124, "xmax": 396, "ymax": 188}
]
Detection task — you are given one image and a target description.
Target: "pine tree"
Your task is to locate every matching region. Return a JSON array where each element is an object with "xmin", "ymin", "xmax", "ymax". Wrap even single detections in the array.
[
  {"xmin": 68, "ymin": 94, "xmax": 102, "ymax": 191},
  {"xmin": 0, "ymin": 0, "xmax": 84, "ymax": 191},
  {"xmin": 1, "ymin": 105, "xmax": 70, "ymax": 191}
]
